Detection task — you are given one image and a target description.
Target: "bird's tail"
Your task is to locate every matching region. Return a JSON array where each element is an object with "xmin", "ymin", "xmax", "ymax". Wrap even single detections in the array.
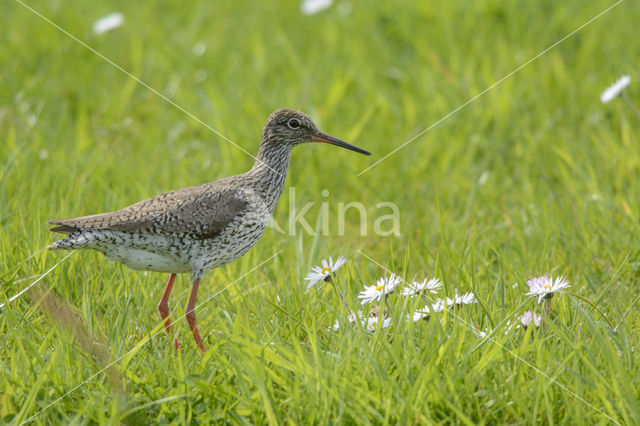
[{"xmin": 48, "ymin": 232, "xmax": 92, "ymax": 250}]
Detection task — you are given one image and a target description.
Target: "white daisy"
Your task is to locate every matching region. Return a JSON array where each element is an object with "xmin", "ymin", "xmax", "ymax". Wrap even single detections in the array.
[
  {"xmin": 301, "ymin": 0, "xmax": 332, "ymax": 15},
  {"xmin": 357, "ymin": 274, "xmax": 401, "ymax": 305},
  {"xmin": 92, "ymin": 12, "xmax": 124, "ymax": 35},
  {"xmin": 409, "ymin": 299, "xmax": 446, "ymax": 322},
  {"xmin": 401, "ymin": 278, "xmax": 443, "ymax": 296},
  {"xmin": 445, "ymin": 291, "xmax": 477, "ymax": 307},
  {"xmin": 304, "ymin": 256, "xmax": 347, "ymax": 290},
  {"xmin": 431, "ymin": 298, "xmax": 447, "ymax": 312},
  {"xmin": 601, "ymin": 75, "xmax": 631, "ymax": 103},
  {"xmin": 362, "ymin": 315, "xmax": 392, "ymax": 332},
  {"xmin": 526, "ymin": 275, "xmax": 570, "ymax": 304},
  {"xmin": 519, "ymin": 311, "xmax": 542, "ymax": 329},
  {"xmin": 409, "ymin": 310, "xmax": 429, "ymax": 322},
  {"xmin": 331, "ymin": 310, "xmax": 391, "ymax": 332}
]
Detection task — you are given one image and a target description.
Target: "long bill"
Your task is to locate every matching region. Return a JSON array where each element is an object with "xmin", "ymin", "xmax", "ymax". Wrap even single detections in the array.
[{"xmin": 312, "ymin": 131, "xmax": 371, "ymax": 156}]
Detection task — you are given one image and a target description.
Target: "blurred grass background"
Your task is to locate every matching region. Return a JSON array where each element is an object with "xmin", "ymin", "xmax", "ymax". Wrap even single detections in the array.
[{"xmin": 1, "ymin": 0, "xmax": 639, "ymax": 423}]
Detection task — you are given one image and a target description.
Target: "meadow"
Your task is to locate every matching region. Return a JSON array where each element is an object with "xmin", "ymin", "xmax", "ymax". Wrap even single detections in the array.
[{"xmin": 1, "ymin": 0, "xmax": 639, "ymax": 423}]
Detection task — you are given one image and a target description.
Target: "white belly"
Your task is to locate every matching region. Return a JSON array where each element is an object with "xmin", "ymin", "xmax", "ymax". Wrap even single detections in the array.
[{"xmin": 103, "ymin": 245, "xmax": 193, "ymax": 273}]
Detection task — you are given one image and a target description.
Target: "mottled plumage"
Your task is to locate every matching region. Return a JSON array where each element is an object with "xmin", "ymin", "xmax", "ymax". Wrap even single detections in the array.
[{"xmin": 48, "ymin": 108, "xmax": 370, "ymax": 351}]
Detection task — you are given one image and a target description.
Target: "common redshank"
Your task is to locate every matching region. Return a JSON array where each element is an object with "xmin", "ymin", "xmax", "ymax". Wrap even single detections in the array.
[{"xmin": 47, "ymin": 109, "xmax": 370, "ymax": 351}]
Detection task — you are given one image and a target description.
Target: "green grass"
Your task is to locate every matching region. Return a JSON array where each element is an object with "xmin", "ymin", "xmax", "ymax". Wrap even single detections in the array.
[{"xmin": 1, "ymin": 0, "xmax": 640, "ymax": 423}]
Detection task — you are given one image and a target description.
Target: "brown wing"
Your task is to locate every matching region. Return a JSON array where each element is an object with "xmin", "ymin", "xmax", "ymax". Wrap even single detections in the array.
[{"xmin": 47, "ymin": 182, "xmax": 248, "ymax": 240}]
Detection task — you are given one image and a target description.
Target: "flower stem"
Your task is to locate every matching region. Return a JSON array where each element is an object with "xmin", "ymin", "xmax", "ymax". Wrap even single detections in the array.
[
  {"xmin": 332, "ymin": 284, "xmax": 353, "ymax": 317},
  {"xmin": 419, "ymin": 292, "xmax": 430, "ymax": 305},
  {"xmin": 621, "ymin": 93, "xmax": 640, "ymax": 121},
  {"xmin": 383, "ymin": 296, "xmax": 394, "ymax": 318},
  {"xmin": 566, "ymin": 291, "xmax": 615, "ymax": 329}
]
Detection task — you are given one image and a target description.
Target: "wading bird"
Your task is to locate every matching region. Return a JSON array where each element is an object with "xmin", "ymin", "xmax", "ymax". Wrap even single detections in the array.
[{"xmin": 48, "ymin": 109, "xmax": 371, "ymax": 351}]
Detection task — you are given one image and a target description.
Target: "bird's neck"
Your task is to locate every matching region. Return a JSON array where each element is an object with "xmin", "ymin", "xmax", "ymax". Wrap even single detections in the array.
[{"xmin": 248, "ymin": 139, "xmax": 292, "ymax": 207}]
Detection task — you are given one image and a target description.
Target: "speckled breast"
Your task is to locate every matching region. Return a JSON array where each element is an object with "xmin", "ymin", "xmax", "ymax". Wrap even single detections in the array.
[{"xmin": 191, "ymin": 186, "xmax": 277, "ymax": 272}]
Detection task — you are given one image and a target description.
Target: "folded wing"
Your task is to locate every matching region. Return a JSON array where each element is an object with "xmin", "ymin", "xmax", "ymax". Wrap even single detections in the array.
[{"xmin": 47, "ymin": 183, "xmax": 249, "ymax": 240}]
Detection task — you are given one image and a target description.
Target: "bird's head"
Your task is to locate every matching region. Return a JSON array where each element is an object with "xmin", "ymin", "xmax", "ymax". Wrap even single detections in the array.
[{"xmin": 261, "ymin": 108, "xmax": 371, "ymax": 155}]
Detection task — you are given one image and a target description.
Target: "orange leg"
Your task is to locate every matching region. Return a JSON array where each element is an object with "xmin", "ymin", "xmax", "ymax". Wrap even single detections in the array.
[
  {"xmin": 158, "ymin": 273, "xmax": 180, "ymax": 349},
  {"xmin": 186, "ymin": 277, "xmax": 206, "ymax": 352}
]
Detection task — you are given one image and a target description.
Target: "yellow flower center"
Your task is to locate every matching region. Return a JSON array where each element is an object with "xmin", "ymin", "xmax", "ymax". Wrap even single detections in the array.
[
  {"xmin": 376, "ymin": 285, "xmax": 384, "ymax": 292},
  {"xmin": 543, "ymin": 284, "xmax": 552, "ymax": 291},
  {"xmin": 322, "ymin": 267, "xmax": 331, "ymax": 275}
]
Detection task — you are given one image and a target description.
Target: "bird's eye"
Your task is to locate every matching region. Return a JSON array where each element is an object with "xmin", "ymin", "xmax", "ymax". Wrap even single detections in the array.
[{"xmin": 287, "ymin": 118, "xmax": 301, "ymax": 129}]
